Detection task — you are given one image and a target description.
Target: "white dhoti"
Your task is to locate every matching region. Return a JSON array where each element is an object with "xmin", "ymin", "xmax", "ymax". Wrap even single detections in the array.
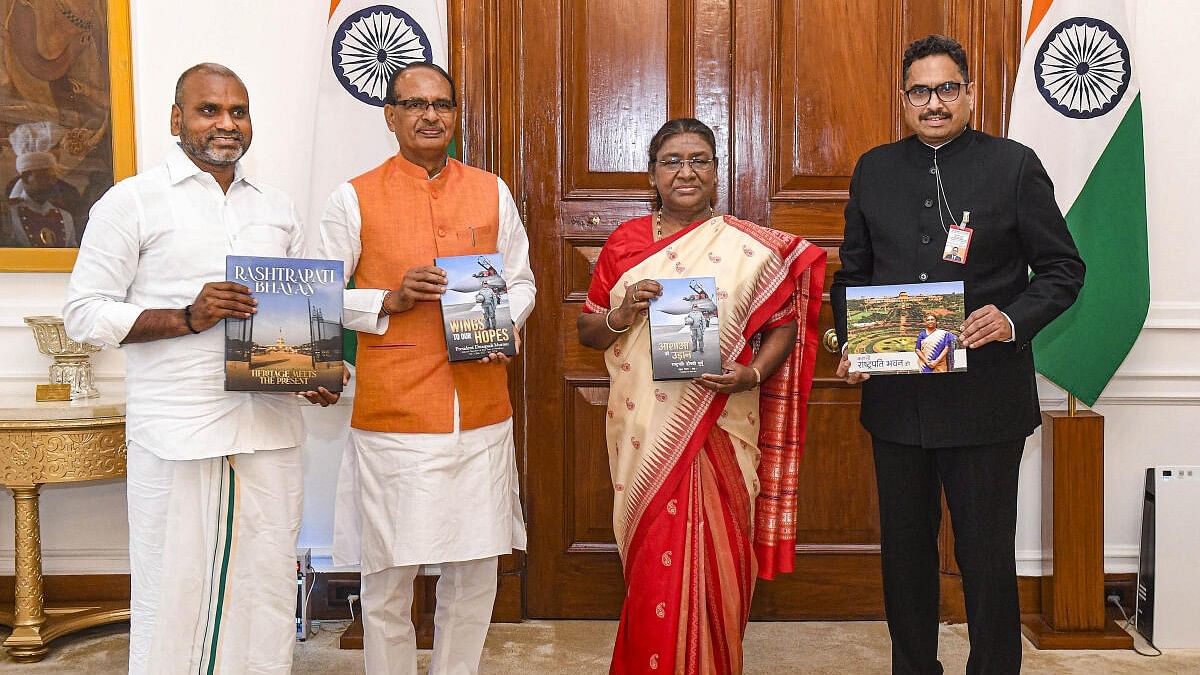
[
  {"xmin": 126, "ymin": 441, "xmax": 302, "ymax": 675},
  {"xmin": 332, "ymin": 415, "xmax": 525, "ymax": 675}
]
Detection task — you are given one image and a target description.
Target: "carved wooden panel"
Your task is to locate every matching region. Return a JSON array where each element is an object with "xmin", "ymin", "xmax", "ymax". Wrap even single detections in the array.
[
  {"xmin": 564, "ymin": 0, "xmax": 669, "ymax": 196},
  {"xmin": 775, "ymin": 0, "xmax": 898, "ymax": 195},
  {"xmin": 565, "ymin": 380, "xmax": 617, "ymax": 551},
  {"xmin": 563, "ymin": 238, "xmax": 605, "ymax": 302}
]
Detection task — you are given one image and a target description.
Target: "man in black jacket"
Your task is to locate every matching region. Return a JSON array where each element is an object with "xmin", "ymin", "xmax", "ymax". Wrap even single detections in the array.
[{"xmin": 831, "ymin": 35, "xmax": 1085, "ymax": 675}]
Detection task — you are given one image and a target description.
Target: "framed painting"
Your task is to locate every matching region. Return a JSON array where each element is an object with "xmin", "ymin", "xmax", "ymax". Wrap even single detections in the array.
[{"xmin": 0, "ymin": 0, "xmax": 135, "ymax": 272}]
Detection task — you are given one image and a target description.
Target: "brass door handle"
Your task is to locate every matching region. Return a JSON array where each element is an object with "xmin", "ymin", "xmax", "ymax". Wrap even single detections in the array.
[{"xmin": 822, "ymin": 329, "xmax": 840, "ymax": 354}]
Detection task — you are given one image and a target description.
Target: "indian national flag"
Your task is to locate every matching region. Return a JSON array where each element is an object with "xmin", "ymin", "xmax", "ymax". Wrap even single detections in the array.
[
  {"xmin": 1008, "ymin": 0, "xmax": 1149, "ymax": 406},
  {"xmin": 309, "ymin": 1, "xmax": 448, "ymax": 363}
]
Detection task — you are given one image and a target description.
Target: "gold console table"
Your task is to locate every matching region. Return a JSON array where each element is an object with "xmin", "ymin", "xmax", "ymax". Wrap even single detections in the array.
[{"xmin": 0, "ymin": 393, "xmax": 128, "ymax": 662}]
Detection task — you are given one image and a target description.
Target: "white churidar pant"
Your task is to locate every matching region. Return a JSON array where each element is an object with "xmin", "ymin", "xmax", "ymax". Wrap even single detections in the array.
[
  {"xmin": 361, "ymin": 557, "xmax": 499, "ymax": 675},
  {"xmin": 126, "ymin": 441, "xmax": 302, "ymax": 675}
]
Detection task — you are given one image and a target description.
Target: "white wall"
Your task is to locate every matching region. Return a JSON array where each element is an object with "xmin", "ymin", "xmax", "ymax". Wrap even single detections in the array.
[{"xmin": 1, "ymin": 1, "xmax": 1198, "ymax": 578}]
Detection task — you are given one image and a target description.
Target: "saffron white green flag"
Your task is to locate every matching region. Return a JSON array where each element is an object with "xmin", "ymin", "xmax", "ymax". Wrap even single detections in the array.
[
  {"xmin": 310, "ymin": 1, "xmax": 448, "ymax": 363},
  {"xmin": 1008, "ymin": 0, "xmax": 1149, "ymax": 406}
]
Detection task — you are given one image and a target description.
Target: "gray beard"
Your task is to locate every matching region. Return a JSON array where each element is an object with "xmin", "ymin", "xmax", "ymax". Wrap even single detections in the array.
[{"xmin": 180, "ymin": 135, "xmax": 245, "ymax": 167}]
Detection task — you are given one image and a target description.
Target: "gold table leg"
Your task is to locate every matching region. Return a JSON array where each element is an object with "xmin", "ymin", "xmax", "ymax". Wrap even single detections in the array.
[{"xmin": 3, "ymin": 484, "xmax": 48, "ymax": 662}]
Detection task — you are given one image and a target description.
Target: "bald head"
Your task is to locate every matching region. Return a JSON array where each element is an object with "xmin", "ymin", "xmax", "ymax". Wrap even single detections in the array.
[{"xmin": 174, "ymin": 63, "xmax": 244, "ymax": 106}]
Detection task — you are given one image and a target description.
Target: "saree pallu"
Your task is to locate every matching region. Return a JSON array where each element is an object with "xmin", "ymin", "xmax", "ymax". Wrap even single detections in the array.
[{"xmin": 585, "ymin": 215, "xmax": 826, "ymax": 674}]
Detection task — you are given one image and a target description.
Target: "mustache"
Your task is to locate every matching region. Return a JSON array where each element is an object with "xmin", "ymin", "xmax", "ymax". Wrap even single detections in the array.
[
  {"xmin": 919, "ymin": 111, "xmax": 950, "ymax": 120},
  {"xmin": 206, "ymin": 131, "xmax": 245, "ymax": 142}
]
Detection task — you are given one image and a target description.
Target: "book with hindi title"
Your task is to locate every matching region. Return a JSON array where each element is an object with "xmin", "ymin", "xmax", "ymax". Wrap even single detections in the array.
[
  {"xmin": 648, "ymin": 277, "xmax": 722, "ymax": 381},
  {"xmin": 224, "ymin": 255, "xmax": 344, "ymax": 392},
  {"xmin": 844, "ymin": 281, "xmax": 968, "ymax": 375},
  {"xmin": 436, "ymin": 253, "xmax": 517, "ymax": 362}
]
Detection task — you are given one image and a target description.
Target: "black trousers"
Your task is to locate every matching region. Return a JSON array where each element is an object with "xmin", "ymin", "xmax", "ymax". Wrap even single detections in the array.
[{"xmin": 872, "ymin": 437, "xmax": 1025, "ymax": 675}]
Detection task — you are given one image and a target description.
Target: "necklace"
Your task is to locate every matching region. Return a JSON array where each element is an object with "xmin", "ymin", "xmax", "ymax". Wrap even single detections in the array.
[{"xmin": 655, "ymin": 207, "xmax": 716, "ymax": 240}]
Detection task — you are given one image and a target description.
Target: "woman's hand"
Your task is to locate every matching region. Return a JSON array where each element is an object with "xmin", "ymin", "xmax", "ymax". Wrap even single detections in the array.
[
  {"xmin": 607, "ymin": 279, "xmax": 662, "ymax": 331},
  {"xmin": 696, "ymin": 361, "xmax": 758, "ymax": 394}
]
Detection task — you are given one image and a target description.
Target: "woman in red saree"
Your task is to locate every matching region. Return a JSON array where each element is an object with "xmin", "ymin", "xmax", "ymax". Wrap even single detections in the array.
[{"xmin": 578, "ymin": 118, "xmax": 826, "ymax": 674}]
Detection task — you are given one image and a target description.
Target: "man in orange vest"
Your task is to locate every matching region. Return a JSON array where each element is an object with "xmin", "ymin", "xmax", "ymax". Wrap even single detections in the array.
[{"xmin": 319, "ymin": 62, "xmax": 535, "ymax": 675}]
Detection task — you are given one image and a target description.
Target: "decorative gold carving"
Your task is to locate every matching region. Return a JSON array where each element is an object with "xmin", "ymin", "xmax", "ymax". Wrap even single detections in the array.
[
  {"xmin": 0, "ymin": 418, "xmax": 126, "ymax": 484},
  {"xmin": 0, "ymin": 408, "xmax": 127, "ymax": 661},
  {"xmin": 11, "ymin": 486, "xmax": 45, "ymax": 627}
]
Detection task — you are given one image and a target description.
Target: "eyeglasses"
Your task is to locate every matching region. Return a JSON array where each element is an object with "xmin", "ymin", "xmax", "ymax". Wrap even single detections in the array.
[
  {"xmin": 903, "ymin": 81, "xmax": 968, "ymax": 107},
  {"xmin": 655, "ymin": 157, "xmax": 715, "ymax": 173},
  {"xmin": 391, "ymin": 98, "xmax": 457, "ymax": 115}
]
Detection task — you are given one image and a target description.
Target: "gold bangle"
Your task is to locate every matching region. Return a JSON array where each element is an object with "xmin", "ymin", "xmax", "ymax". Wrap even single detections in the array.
[
  {"xmin": 751, "ymin": 366, "xmax": 762, "ymax": 387},
  {"xmin": 605, "ymin": 309, "xmax": 630, "ymax": 334}
]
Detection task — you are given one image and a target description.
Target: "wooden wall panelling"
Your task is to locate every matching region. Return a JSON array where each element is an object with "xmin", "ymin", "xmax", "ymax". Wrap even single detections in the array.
[{"xmin": 449, "ymin": 0, "xmax": 524, "ymax": 621}]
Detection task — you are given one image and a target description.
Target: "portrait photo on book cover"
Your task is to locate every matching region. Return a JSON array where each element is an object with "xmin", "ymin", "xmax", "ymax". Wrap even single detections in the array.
[{"xmin": 845, "ymin": 281, "xmax": 968, "ymax": 375}]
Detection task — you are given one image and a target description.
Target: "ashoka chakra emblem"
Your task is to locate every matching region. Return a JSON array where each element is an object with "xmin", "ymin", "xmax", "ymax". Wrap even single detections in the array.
[
  {"xmin": 332, "ymin": 5, "xmax": 433, "ymax": 107},
  {"xmin": 1035, "ymin": 17, "xmax": 1131, "ymax": 119}
]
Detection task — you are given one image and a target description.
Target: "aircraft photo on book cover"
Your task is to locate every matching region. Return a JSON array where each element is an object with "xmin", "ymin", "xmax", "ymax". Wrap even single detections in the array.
[
  {"xmin": 436, "ymin": 253, "xmax": 516, "ymax": 362},
  {"xmin": 649, "ymin": 276, "xmax": 721, "ymax": 381}
]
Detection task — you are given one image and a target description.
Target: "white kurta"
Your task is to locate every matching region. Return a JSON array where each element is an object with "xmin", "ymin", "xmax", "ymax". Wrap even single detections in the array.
[
  {"xmin": 64, "ymin": 145, "xmax": 308, "ymax": 673},
  {"xmin": 320, "ymin": 174, "xmax": 534, "ymax": 571},
  {"xmin": 64, "ymin": 143, "xmax": 307, "ymax": 460}
]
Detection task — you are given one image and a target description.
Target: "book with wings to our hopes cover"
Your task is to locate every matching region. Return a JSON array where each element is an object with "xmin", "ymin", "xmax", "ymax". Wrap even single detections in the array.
[
  {"xmin": 436, "ymin": 253, "xmax": 517, "ymax": 362},
  {"xmin": 224, "ymin": 255, "xmax": 344, "ymax": 392},
  {"xmin": 844, "ymin": 280, "xmax": 968, "ymax": 375},
  {"xmin": 649, "ymin": 277, "xmax": 722, "ymax": 381}
]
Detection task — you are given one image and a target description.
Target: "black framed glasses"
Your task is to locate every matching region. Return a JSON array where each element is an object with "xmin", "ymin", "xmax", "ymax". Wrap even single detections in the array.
[
  {"xmin": 656, "ymin": 157, "xmax": 715, "ymax": 173},
  {"xmin": 903, "ymin": 81, "xmax": 968, "ymax": 106},
  {"xmin": 392, "ymin": 98, "xmax": 457, "ymax": 115}
]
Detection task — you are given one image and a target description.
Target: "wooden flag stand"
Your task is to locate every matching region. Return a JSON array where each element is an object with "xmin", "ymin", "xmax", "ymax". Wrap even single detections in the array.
[{"xmin": 1020, "ymin": 395, "xmax": 1132, "ymax": 649}]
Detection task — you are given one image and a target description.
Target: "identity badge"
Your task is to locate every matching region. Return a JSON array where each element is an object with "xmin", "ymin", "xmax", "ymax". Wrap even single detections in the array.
[{"xmin": 942, "ymin": 211, "xmax": 972, "ymax": 264}]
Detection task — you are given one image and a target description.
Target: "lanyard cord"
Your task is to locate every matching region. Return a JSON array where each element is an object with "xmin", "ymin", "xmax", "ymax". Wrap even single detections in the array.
[{"xmin": 931, "ymin": 148, "xmax": 957, "ymax": 233}]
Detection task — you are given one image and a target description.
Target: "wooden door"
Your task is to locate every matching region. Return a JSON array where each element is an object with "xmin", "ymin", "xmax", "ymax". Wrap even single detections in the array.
[{"xmin": 513, "ymin": 0, "xmax": 1020, "ymax": 619}]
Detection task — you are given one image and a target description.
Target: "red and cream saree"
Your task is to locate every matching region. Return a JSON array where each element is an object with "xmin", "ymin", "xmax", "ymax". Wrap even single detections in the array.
[{"xmin": 584, "ymin": 214, "xmax": 826, "ymax": 674}]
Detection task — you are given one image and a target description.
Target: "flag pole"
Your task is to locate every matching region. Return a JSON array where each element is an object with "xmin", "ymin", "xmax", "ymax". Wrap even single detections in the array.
[{"xmin": 1067, "ymin": 392, "xmax": 1076, "ymax": 417}]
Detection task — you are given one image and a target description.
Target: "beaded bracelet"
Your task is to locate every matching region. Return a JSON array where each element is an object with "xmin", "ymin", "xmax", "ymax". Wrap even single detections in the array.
[{"xmin": 183, "ymin": 305, "xmax": 201, "ymax": 334}]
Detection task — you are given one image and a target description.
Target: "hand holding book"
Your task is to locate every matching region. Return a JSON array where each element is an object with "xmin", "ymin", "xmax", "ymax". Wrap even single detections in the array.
[
  {"xmin": 383, "ymin": 265, "xmax": 448, "ymax": 315},
  {"xmin": 189, "ymin": 281, "xmax": 259, "ymax": 329},
  {"xmin": 609, "ymin": 279, "xmax": 663, "ymax": 331}
]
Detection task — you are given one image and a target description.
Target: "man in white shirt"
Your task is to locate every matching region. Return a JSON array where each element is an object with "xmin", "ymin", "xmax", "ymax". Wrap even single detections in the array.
[
  {"xmin": 64, "ymin": 63, "xmax": 338, "ymax": 675},
  {"xmin": 320, "ymin": 62, "xmax": 534, "ymax": 675}
]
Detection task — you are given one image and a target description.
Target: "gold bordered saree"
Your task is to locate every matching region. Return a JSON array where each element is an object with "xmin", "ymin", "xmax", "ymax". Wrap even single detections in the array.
[{"xmin": 584, "ymin": 214, "xmax": 826, "ymax": 674}]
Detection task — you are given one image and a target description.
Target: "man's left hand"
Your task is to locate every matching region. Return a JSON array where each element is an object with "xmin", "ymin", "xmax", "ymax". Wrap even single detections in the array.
[
  {"xmin": 480, "ymin": 331, "xmax": 521, "ymax": 364},
  {"xmin": 960, "ymin": 304, "xmax": 1012, "ymax": 348},
  {"xmin": 299, "ymin": 365, "xmax": 350, "ymax": 406}
]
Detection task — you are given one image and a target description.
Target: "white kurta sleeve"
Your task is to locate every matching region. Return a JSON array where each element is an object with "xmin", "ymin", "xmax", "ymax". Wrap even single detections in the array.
[
  {"xmin": 496, "ymin": 178, "xmax": 536, "ymax": 328},
  {"xmin": 318, "ymin": 183, "xmax": 390, "ymax": 335},
  {"xmin": 286, "ymin": 201, "xmax": 308, "ymax": 258},
  {"xmin": 63, "ymin": 182, "xmax": 148, "ymax": 348}
]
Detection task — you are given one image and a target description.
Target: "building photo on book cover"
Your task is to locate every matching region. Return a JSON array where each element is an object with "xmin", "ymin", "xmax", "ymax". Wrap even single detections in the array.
[
  {"xmin": 845, "ymin": 281, "xmax": 967, "ymax": 375},
  {"xmin": 649, "ymin": 277, "xmax": 721, "ymax": 381},
  {"xmin": 436, "ymin": 253, "xmax": 516, "ymax": 362},
  {"xmin": 224, "ymin": 255, "xmax": 344, "ymax": 392}
]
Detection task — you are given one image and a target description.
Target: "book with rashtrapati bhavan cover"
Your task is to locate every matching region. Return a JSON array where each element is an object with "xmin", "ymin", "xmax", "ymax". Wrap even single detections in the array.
[
  {"xmin": 224, "ymin": 255, "xmax": 344, "ymax": 392},
  {"xmin": 845, "ymin": 281, "xmax": 967, "ymax": 375},
  {"xmin": 649, "ymin": 277, "xmax": 722, "ymax": 381},
  {"xmin": 436, "ymin": 253, "xmax": 517, "ymax": 362}
]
